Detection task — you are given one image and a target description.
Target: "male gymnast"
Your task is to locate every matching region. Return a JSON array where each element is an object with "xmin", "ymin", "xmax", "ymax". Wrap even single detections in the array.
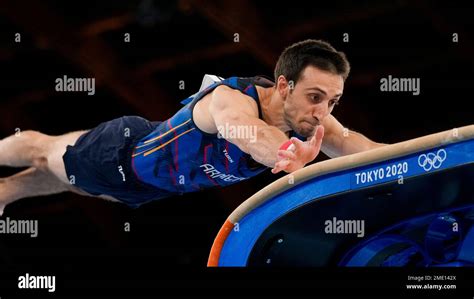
[{"xmin": 0, "ymin": 39, "xmax": 386, "ymax": 214}]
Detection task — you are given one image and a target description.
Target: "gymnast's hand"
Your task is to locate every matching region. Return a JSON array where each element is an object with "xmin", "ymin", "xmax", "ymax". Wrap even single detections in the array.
[{"xmin": 271, "ymin": 125, "xmax": 325, "ymax": 174}]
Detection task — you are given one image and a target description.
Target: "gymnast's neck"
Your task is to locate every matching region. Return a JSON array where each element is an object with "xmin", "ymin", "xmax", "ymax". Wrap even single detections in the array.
[{"xmin": 256, "ymin": 86, "xmax": 292, "ymax": 135}]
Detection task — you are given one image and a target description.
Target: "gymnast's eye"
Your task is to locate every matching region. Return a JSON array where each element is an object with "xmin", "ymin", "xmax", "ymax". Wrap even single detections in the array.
[{"xmin": 309, "ymin": 94, "xmax": 322, "ymax": 103}]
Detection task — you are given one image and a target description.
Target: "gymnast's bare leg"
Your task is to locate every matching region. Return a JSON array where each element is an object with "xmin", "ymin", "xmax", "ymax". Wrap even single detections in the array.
[{"xmin": 0, "ymin": 130, "xmax": 118, "ymax": 215}]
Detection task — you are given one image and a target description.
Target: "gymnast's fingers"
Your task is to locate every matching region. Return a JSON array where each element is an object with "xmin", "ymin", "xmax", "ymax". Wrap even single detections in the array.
[
  {"xmin": 277, "ymin": 149, "xmax": 297, "ymax": 160},
  {"xmin": 271, "ymin": 160, "xmax": 290, "ymax": 174}
]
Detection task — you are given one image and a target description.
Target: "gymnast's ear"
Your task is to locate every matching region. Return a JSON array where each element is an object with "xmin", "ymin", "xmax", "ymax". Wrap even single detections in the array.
[{"xmin": 276, "ymin": 75, "xmax": 290, "ymax": 99}]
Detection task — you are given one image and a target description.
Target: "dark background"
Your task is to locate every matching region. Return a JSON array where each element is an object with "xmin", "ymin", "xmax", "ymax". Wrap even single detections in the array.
[{"xmin": 0, "ymin": 0, "xmax": 473, "ymax": 296}]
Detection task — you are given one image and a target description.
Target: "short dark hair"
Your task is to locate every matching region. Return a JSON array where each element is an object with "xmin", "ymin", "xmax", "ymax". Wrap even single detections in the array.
[{"xmin": 274, "ymin": 39, "xmax": 350, "ymax": 85}]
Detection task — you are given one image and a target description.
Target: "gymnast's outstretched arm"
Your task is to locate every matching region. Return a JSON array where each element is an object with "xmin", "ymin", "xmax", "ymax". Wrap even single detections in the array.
[
  {"xmin": 209, "ymin": 85, "xmax": 289, "ymax": 168},
  {"xmin": 321, "ymin": 114, "xmax": 387, "ymax": 158},
  {"xmin": 208, "ymin": 85, "xmax": 324, "ymax": 174}
]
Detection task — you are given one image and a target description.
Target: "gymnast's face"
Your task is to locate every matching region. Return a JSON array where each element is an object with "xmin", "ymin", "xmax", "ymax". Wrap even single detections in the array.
[{"xmin": 281, "ymin": 66, "xmax": 344, "ymax": 137}]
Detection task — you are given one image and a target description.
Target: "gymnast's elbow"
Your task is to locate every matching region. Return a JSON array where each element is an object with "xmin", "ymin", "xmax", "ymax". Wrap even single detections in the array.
[{"xmin": 371, "ymin": 141, "xmax": 389, "ymax": 150}]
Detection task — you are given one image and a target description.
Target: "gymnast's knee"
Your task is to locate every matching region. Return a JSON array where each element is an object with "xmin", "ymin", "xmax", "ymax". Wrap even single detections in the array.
[
  {"xmin": 32, "ymin": 156, "xmax": 50, "ymax": 171},
  {"xmin": 20, "ymin": 130, "xmax": 54, "ymax": 168}
]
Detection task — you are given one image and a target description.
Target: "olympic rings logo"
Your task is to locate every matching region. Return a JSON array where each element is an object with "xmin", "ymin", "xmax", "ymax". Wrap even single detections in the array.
[{"xmin": 417, "ymin": 149, "xmax": 447, "ymax": 172}]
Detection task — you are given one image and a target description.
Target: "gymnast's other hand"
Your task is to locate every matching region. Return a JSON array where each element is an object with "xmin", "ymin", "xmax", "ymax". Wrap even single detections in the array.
[{"xmin": 271, "ymin": 125, "xmax": 325, "ymax": 174}]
